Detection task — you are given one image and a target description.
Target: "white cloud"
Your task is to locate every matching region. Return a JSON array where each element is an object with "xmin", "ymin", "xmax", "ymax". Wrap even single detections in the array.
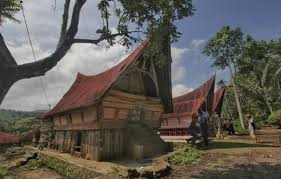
[
  {"xmin": 171, "ymin": 47, "xmax": 190, "ymax": 65},
  {"xmin": 7, "ymin": 41, "xmax": 51, "ymax": 65},
  {"xmin": 191, "ymin": 39, "xmax": 206, "ymax": 49},
  {"xmin": 171, "ymin": 47, "xmax": 189, "ymax": 82},
  {"xmin": 172, "ymin": 84, "xmax": 193, "ymax": 97},
  {"xmin": 172, "ymin": 66, "xmax": 186, "ymax": 82}
]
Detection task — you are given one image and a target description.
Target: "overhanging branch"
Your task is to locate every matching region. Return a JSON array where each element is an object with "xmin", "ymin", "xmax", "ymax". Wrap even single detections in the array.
[
  {"xmin": 58, "ymin": 0, "xmax": 71, "ymax": 47},
  {"xmin": 72, "ymin": 31, "xmax": 143, "ymax": 44},
  {"xmin": 14, "ymin": 0, "xmax": 87, "ymax": 80}
]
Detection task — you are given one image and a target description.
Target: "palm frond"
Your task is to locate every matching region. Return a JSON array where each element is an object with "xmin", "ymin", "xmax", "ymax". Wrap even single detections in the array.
[
  {"xmin": 0, "ymin": 0, "xmax": 21, "ymax": 25},
  {"xmin": 261, "ymin": 60, "xmax": 270, "ymax": 87}
]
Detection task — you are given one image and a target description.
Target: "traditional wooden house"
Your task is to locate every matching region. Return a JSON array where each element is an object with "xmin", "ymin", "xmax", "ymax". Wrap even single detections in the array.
[
  {"xmin": 212, "ymin": 88, "xmax": 225, "ymax": 116},
  {"xmin": 159, "ymin": 76, "xmax": 215, "ymax": 138},
  {"xmin": 40, "ymin": 41, "xmax": 172, "ymax": 161}
]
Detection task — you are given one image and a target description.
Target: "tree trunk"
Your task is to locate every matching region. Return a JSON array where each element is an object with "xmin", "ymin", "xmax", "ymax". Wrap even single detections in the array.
[
  {"xmin": 228, "ymin": 63, "xmax": 245, "ymax": 129},
  {"xmin": 0, "ymin": 78, "xmax": 14, "ymax": 105},
  {"xmin": 264, "ymin": 96, "xmax": 273, "ymax": 114}
]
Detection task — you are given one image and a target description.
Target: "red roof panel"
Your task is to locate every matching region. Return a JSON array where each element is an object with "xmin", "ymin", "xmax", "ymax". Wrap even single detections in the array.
[
  {"xmin": 0, "ymin": 132, "xmax": 19, "ymax": 144},
  {"xmin": 44, "ymin": 42, "xmax": 147, "ymax": 117},
  {"xmin": 212, "ymin": 87, "xmax": 225, "ymax": 114},
  {"xmin": 172, "ymin": 75, "xmax": 215, "ymax": 113}
]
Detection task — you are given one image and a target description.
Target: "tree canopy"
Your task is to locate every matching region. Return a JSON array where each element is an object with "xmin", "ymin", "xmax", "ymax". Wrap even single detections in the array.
[
  {"xmin": 236, "ymin": 38, "xmax": 281, "ymax": 115},
  {"xmin": 203, "ymin": 26, "xmax": 245, "ymax": 70},
  {"xmin": 220, "ymin": 34, "xmax": 281, "ymax": 126}
]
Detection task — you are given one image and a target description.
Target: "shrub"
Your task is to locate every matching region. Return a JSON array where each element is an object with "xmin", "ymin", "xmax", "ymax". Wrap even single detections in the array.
[
  {"xmin": 168, "ymin": 147, "xmax": 201, "ymax": 166},
  {"xmin": 267, "ymin": 112, "xmax": 280, "ymax": 125},
  {"xmin": 233, "ymin": 119, "xmax": 247, "ymax": 132},
  {"xmin": 24, "ymin": 158, "xmax": 43, "ymax": 170}
]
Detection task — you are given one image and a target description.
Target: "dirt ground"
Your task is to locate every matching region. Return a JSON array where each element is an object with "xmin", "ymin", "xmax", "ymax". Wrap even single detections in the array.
[
  {"xmin": 1, "ymin": 128, "xmax": 281, "ymax": 179},
  {"xmin": 166, "ymin": 128, "xmax": 281, "ymax": 179}
]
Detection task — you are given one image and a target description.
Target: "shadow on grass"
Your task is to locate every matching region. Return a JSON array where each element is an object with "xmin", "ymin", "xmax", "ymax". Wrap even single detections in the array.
[
  {"xmin": 201, "ymin": 141, "xmax": 273, "ymax": 150},
  {"xmin": 192, "ymin": 163, "xmax": 281, "ymax": 179}
]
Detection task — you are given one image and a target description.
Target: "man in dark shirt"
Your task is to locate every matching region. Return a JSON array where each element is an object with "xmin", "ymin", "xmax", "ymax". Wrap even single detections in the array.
[
  {"xmin": 198, "ymin": 109, "xmax": 209, "ymax": 146},
  {"xmin": 187, "ymin": 113, "xmax": 199, "ymax": 146}
]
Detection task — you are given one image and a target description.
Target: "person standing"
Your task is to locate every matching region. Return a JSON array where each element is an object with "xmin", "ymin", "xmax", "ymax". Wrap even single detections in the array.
[
  {"xmin": 198, "ymin": 109, "xmax": 209, "ymax": 146},
  {"xmin": 226, "ymin": 119, "xmax": 235, "ymax": 135},
  {"xmin": 247, "ymin": 115, "xmax": 257, "ymax": 143},
  {"xmin": 187, "ymin": 113, "xmax": 199, "ymax": 145},
  {"xmin": 215, "ymin": 113, "xmax": 224, "ymax": 140}
]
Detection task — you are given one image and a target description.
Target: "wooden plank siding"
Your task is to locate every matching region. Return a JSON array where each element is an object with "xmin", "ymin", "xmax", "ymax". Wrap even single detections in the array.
[
  {"xmin": 52, "ymin": 106, "xmax": 98, "ymax": 130},
  {"xmin": 49, "ymin": 90, "xmax": 163, "ymax": 161},
  {"xmin": 51, "ymin": 129, "xmax": 125, "ymax": 161},
  {"xmin": 100, "ymin": 128, "xmax": 126, "ymax": 160},
  {"xmin": 103, "ymin": 90, "xmax": 164, "ymax": 121}
]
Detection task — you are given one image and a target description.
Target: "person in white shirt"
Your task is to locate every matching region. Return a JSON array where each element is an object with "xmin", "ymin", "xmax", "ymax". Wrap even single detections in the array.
[
  {"xmin": 247, "ymin": 114, "xmax": 257, "ymax": 143},
  {"xmin": 215, "ymin": 113, "xmax": 224, "ymax": 140}
]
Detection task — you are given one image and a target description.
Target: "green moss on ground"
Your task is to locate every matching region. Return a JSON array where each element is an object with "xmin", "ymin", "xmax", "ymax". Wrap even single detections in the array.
[
  {"xmin": 24, "ymin": 158, "xmax": 43, "ymax": 170},
  {"xmin": 36, "ymin": 153, "xmax": 100, "ymax": 179},
  {"xmin": 0, "ymin": 166, "xmax": 9, "ymax": 177},
  {"xmin": 167, "ymin": 147, "xmax": 201, "ymax": 166},
  {"xmin": 5, "ymin": 147, "xmax": 24, "ymax": 155}
]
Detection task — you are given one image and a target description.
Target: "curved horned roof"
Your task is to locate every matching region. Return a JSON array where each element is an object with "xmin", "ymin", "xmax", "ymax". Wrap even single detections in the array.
[
  {"xmin": 212, "ymin": 87, "xmax": 225, "ymax": 116},
  {"xmin": 43, "ymin": 41, "xmax": 172, "ymax": 118}
]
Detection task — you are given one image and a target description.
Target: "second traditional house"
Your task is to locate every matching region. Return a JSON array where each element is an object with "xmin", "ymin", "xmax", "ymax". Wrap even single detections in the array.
[
  {"xmin": 41, "ymin": 41, "xmax": 172, "ymax": 161},
  {"xmin": 159, "ymin": 76, "xmax": 215, "ymax": 137}
]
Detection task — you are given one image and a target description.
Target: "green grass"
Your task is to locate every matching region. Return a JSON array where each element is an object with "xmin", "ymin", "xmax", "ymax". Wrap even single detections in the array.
[
  {"xmin": 168, "ymin": 147, "xmax": 201, "ymax": 166},
  {"xmin": 5, "ymin": 146, "xmax": 24, "ymax": 155},
  {"xmin": 171, "ymin": 142, "xmax": 189, "ymax": 151},
  {"xmin": 0, "ymin": 166, "xmax": 8, "ymax": 178},
  {"xmin": 24, "ymin": 158, "xmax": 43, "ymax": 170}
]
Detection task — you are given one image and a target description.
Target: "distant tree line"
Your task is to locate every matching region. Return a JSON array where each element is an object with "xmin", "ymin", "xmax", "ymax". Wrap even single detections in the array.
[{"xmin": 0, "ymin": 109, "xmax": 41, "ymax": 135}]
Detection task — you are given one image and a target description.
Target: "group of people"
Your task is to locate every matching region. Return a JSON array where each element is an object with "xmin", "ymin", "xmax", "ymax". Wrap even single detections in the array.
[{"xmin": 188, "ymin": 109, "xmax": 258, "ymax": 146}]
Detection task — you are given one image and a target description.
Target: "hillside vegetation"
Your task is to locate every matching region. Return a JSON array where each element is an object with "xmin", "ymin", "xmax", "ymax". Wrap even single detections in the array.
[{"xmin": 0, "ymin": 109, "xmax": 43, "ymax": 136}]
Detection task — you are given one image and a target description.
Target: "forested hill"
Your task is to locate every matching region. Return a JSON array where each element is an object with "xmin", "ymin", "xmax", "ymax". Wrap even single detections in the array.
[
  {"xmin": 0, "ymin": 109, "xmax": 45, "ymax": 134},
  {"xmin": 0, "ymin": 109, "xmax": 44, "ymax": 121}
]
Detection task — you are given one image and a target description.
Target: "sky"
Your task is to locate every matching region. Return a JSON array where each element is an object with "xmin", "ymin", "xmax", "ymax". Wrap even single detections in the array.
[{"xmin": 1, "ymin": 0, "xmax": 281, "ymax": 111}]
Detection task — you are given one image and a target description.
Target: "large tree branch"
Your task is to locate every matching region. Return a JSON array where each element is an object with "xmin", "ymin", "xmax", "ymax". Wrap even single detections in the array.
[
  {"xmin": 72, "ymin": 33, "xmax": 124, "ymax": 44},
  {"xmin": 72, "ymin": 31, "xmax": 142, "ymax": 44},
  {"xmin": 0, "ymin": 33, "xmax": 17, "ymax": 68},
  {"xmin": 13, "ymin": 0, "xmax": 87, "ymax": 80},
  {"xmin": 58, "ymin": 0, "xmax": 71, "ymax": 47},
  {"xmin": 3, "ymin": 0, "xmax": 143, "ymax": 82}
]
